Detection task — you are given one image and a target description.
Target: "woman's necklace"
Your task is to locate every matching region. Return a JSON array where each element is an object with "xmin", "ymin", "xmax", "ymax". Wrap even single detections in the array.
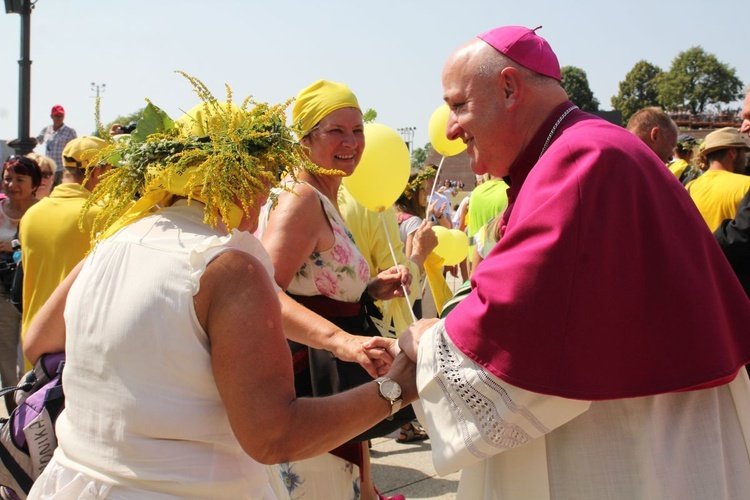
[{"xmin": 539, "ymin": 105, "xmax": 578, "ymax": 159}]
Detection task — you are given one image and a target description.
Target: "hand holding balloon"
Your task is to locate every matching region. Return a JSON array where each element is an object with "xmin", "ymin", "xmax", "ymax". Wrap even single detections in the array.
[{"xmin": 367, "ymin": 265, "xmax": 413, "ymax": 300}]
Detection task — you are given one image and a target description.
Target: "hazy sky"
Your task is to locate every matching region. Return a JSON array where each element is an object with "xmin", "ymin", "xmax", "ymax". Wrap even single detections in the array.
[{"xmin": 1, "ymin": 0, "xmax": 747, "ymax": 152}]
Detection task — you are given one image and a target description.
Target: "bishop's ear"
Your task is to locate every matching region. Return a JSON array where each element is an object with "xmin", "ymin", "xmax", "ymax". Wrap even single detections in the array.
[{"xmin": 500, "ymin": 67, "xmax": 523, "ymax": 108}]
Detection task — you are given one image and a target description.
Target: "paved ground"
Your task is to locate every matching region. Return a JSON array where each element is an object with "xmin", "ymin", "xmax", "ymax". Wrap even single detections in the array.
[{"xmin": 371, "ymin": 430, "xmax": 459, "ymax": 499}]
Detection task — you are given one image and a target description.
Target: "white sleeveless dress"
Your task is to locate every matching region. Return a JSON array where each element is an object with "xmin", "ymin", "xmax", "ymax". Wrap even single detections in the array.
[{"xmin": 29, "ymin": 201, "xmax": 277, "ymax": 499}]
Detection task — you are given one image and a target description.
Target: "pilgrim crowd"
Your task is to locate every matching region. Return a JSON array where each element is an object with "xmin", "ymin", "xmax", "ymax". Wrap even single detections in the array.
[{"xmin": 1, "ymin": 24, "xmax": 750, "ymax": 500}]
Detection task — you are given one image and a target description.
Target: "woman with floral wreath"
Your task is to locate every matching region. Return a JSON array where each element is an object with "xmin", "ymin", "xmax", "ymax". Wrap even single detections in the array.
[{"xmin": 23, "ymin": 76, "xmax": 416, "ymax": 499}]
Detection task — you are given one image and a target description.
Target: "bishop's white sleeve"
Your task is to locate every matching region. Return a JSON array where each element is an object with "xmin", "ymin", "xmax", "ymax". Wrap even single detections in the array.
[{"xmin": 415, "ymin": 319, "xmax": 591, "ymax": 476}]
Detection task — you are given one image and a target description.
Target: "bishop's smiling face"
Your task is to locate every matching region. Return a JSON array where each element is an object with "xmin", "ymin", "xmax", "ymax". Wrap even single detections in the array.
[
  {"xmin": 442, "ymin": 41, "xmax": 520, "ymax": 178},
  {"xmin": 302, "ymin": 107, "xmax": 365, "ymax": 177}
]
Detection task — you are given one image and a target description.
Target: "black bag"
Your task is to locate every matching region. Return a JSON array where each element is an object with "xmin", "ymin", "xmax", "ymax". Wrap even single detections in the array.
[
  {"xmin": 9, "ymin": 261, "xmax": 22, "ymax": 314},
  {"xmin": 0, "ymin": 255, "xmax": 15, "ymax": 297},
  {"xmin": 1, "ymin": 230, "xmax": 22, "ymax": 313},
  {"xmin": 288, "ymin": 293, "xmax": 415, "ymax": 442}
]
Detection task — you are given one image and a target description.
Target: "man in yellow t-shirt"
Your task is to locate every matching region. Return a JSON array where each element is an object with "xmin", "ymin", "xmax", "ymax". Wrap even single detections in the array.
[
  {"xmin": 668, "ymin": 134, "xmax": 698, "ymax": 183},
  {"xmin": 686, "ymin": 127, "xmax": 750, "ymax": 231},
  {"xmin": 18, "ymin": 136, "xmax": 109, "ymax": 368}
]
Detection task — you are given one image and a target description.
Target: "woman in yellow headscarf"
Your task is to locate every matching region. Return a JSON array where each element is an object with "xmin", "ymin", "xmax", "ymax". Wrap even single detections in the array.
[
  {"xmin": 22, "ymin": 77, "xmax": 417, "ymax": 500},
  {"xmin": 257, "ymin": 80, "xmax": 411, "ymax": 500}
]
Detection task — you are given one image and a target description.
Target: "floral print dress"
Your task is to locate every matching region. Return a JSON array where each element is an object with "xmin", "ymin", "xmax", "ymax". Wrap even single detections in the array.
[
  {"xmin": 285, "ymin": 189, "xmax": 369, "ymax": 302},
  {"xmin": 256, "ymin": 182, "xmax": 370, "ymax": 499}
]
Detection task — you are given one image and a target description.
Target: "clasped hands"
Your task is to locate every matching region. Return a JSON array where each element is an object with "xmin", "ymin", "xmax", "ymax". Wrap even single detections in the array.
[{"xmin": 350, "ymin": 317, "xmax": 439, "ymax": 378}]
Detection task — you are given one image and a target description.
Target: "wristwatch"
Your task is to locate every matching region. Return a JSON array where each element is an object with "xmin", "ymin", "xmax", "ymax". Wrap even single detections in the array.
[{"xmin": 375, "ymin": 377, "xmax": 402, "ymax": 419}]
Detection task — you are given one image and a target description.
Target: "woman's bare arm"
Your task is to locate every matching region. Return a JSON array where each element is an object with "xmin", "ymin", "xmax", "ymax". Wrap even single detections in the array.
[
  {"xmin": 24, "ymin": 260, "xmax": 84, "ymax": 364},
  {"xmin": 196, "ymin": 250, "xmax": 416, "ymax": 464}
]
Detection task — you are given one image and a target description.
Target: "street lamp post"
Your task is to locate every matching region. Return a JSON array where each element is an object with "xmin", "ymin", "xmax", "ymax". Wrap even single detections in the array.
[
  {"xmin": 397, "ymin": 126, "xmax": 416, "ymax": 154},
  {"xmin": 5, "ymin": 0, "xmax": 36, "ymax": 154},
  {"xmin": 91, "ymin": 82, "xmax": 106, "ymax": 98}
]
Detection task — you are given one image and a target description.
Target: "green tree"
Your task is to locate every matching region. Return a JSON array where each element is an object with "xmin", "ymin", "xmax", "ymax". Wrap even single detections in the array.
[
  {"xmin": 611, "ymin": 60, "xmax": 663, "ymax": 124},
  {"xmin": 411, "ymin": 143, "xmax": 428, "ymax": 169},
  {"xmin": 362, "ymin": 108, "xmax": 377, "ymax": 123},
  {"xmin": 658, "ymin": 46, "xmax": 744, "ymax": 115},
  {"xmin": 561, "ymin": 66, "xmax": 600, "ymax": 112}
]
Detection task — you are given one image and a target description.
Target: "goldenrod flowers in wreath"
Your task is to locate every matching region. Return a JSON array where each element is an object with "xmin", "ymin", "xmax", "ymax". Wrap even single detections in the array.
[
  {"xmin": 80, "ymin": 72, "xmax": 324, "ymax": 240},
  {"xmin": 403, "ymin": 165, "xmax": 437, "ymax": 199}
]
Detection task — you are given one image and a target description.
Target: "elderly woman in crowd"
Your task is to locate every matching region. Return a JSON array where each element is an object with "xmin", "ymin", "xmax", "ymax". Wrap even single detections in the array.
[
  {"xmin": 0, "ymin": 154, "xmax": 41, "ymax": 412},
  {"xmin": 25, "ymin": 153, "xmax": 55, "ymax": 198},
  {"xmin": 23, "ymin": 85, "xmax": 416, "ymax": 499},
  {"xmin": 257, "ymin": 80, "xmax": 411, "ymax": 500}
]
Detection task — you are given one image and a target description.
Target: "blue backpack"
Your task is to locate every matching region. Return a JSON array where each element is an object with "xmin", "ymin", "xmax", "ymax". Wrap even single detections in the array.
[{"xmin": 0, "ymin": 353, "xmax": 65, "ymax": 499}]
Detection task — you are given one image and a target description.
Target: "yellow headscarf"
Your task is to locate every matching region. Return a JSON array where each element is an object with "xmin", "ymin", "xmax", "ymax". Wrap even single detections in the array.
[
  {"xmin": 98, "ymin": 165, "xmax": 244, "ymax": 240},
  {"xmin": 292, "ymin": 80, "xmax": 361, "ymax": 137}
]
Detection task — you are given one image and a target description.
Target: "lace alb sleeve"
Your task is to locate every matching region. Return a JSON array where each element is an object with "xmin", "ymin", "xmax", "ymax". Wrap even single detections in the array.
[{"xmin": 415, "ymin": 319, "xmax": 591, "ymax": 475}]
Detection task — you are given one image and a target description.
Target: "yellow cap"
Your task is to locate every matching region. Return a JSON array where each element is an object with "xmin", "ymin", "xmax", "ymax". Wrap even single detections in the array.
[
  {"xmin": 292, "ymin": 80, "xmax": 360, "ymax": 137},
  {"xmin": 62, "ymin": 136, "xmax": 108, "ymax": 169}
]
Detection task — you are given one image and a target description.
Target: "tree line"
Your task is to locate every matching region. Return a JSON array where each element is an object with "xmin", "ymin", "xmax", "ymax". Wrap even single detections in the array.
[
  {"xmin": 563, "ymin": 46, "xmax": 745, "ymax": 124},
  {"xmin": 102, "ymin": 46, "xmax": 744, "ymax": 169}
]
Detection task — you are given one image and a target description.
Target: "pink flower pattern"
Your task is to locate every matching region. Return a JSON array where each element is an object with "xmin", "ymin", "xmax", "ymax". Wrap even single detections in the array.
[
  {"xmin": 330, "ymin": 242, "xmax": 353, "ymax": 266},
  {"xmin": 314, "ymin": 269, "xmax": 339, "ymax": 297},
  {"xmin": 272, "ymin": 183, "xmax": 369, "ymax": 302},
  {"xmin": 357, "ymin": 258, "xmax": 370, "ymax": 283}
]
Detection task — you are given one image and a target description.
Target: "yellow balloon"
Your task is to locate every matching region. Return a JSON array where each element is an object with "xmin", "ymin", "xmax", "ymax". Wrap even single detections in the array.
[
  {"xmin": 431, "ymin": 225, "xmax": 452, "ymax": 260},
  {"xmin": 449, "ymin": 229, "xmax": 469, "ymax": 263},
  {"xmin": 428, "ymin": 104, "xmax": 467, "ymax": 157},
  {"xmin": 432, "ymin": 226, "xmax": 462, "ymax": 266},
  {"xmin": 175, "ymin": 102, "xmax": 243, "ymax": 137},
  {"xmin": 343, "ymin": 123, "xmax": 410, "ymax": 213}
]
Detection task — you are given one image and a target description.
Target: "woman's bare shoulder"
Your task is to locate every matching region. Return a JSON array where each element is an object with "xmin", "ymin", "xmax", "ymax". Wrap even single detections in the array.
[{"xmin": 269, "ymin": 183, "xmax": 326, "ymax": 228}]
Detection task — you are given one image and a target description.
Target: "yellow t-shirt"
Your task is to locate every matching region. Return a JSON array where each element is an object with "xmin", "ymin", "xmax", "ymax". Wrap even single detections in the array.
[
  {"xmin": 686, "ymin": 170, "xmax": 750, "ymax": 231},
  {"xmin": 19, "ymin": 183, "xmax": 100, "ymax": 368},
  {"xmin": 668, "ymin": 159, "xmax": 689, "ymax": 179}
]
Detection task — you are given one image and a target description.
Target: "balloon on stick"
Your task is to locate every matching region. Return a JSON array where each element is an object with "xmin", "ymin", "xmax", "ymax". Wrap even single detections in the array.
[
  {"xmin": 343, "ymin": 123, "xmax": 414, "ymax": 321},
  {"xmin": 428, "ymin": 104, "xmax": 467, "ymax": 157},
  {"xmin": 449, "ymin": 228, "xmax": 469, "ymax": 263},
  {"xmin": 431, "ymin": 226, "xmax": 461, "ymax": 266},
  {"xmin": 343, "ymin": 123, "xmax": 411, "ymax": 213}
]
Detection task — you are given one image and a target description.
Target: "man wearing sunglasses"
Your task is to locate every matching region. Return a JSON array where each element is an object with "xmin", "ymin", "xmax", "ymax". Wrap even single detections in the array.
[{"xmin": 18, "ymin": 136, "xmax": 109, "ymax": 369}]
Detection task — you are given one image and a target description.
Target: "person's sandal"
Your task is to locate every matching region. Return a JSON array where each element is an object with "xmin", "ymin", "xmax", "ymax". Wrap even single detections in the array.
[{"xmin": 397, "ymin": 422, "xmax": 428, "ymax": 443}]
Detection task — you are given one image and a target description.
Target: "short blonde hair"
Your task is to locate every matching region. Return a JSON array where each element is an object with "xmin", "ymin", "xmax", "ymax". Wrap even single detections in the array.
[{"xmin": 26, "ymin": 153, "xmax": 55, "ymax": 174}]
